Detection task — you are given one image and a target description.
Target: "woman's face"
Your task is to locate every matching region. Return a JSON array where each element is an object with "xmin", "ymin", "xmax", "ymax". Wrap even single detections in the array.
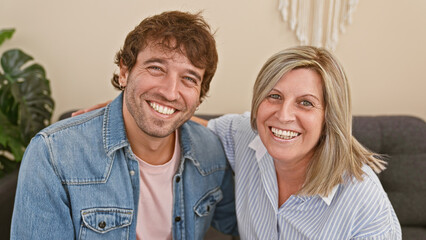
[{"xmin": 256, "ymin": 68, "xmax": 325, "ymax": 165}]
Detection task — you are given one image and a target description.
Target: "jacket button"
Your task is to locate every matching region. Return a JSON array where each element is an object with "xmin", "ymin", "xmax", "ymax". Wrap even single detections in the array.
[
  {"xmin": 98, "ymin": 221, "xmax": 106, "ymax": 229},
  {"xmin": 206, "ymin": 205, "xmax": 210, "ymax": 212},
  {"xmin": 175, "ymin": 216, "xmax": 181, "ymax": 222},
  {"xmin": 176, "ymin": 176, "xmax": 181, "ymax": 182}
]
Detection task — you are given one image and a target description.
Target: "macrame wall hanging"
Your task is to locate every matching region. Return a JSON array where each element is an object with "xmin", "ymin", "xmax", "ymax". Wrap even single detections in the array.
[{"xmin": 278, "ymin": 0, "xmax": 359, "ymax": 51}]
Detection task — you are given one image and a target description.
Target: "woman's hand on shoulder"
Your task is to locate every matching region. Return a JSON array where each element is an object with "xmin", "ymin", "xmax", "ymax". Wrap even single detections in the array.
[
  {"xmin": 71, "ymin": 100, "xmax": 112, "ymax": 117},
  {"xmin": 191, "ymin": 116, "xmax": 208, "ymax": 127}
]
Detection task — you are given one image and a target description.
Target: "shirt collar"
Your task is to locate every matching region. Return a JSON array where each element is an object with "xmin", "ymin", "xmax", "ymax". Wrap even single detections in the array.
[
  {"xmin": 320, "ymin": 185, "xmax": 339, "ymax": 205},
  {"xmin": 248, "ymin": 135, "xmax": 267, "ymax": 161},
  {"xmin": 248, "ymin": 135, "xmax": 339, "ymax": 206}
]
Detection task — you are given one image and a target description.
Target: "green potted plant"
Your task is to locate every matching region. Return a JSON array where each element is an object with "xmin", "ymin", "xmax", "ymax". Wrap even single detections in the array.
[{"xmin": 0, "ymin": 28, "xmax": 54, "ymax": 178}]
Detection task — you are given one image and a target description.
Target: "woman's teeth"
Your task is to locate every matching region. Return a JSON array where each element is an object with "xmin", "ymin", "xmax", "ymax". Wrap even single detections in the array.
[{"xmin": 271, "ymin": 127, "xmax": 300, "ymax": 140}]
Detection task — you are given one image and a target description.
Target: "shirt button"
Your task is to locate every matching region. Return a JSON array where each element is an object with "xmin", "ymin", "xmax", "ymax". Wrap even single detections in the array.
[
  {"xmin": 98, "ymin": 221, "xmax": 106, "ymax": 229},
  {"xmin": 129, "ymin": 170, "xmax": 135, "ymax": 176},
  {"xmin": 176, "ymin": 176, "xmax": 181, "ymax": 182},
  {"xmin": 175, "ymin": 216, "xmax": 181, "ymax": 222}
]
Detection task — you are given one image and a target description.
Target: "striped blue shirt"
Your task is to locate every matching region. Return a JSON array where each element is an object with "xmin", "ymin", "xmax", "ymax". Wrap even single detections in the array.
[{"xmin": 208, "ymin": 113, "xmax": 401, "ymax": 239}]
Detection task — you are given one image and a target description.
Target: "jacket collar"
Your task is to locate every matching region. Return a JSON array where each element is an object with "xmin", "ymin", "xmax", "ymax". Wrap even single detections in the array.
[
  {"xmin": 102, "ymin": 94, "xmax": 212, "ymax": 174},
  {"xmin": 178, "ymin": 121, "xmax": 206, "ymax": 172},
  {"xmin": 179, "ymin": 120, "xmax": 227, "ymax": 175},
  {"xmin": 103, "ymin": 93, "xmax": 129, "ymax": 157}
]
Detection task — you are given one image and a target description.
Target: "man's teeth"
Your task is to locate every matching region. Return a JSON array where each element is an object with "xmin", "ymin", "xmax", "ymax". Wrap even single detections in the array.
[
  {"xmin": 149, "ymin": 102, "xmax": 176, "ymax": 115},
  {"xmin": 271, "ymin": 127, "xmax": 299, "ymax": 140}
]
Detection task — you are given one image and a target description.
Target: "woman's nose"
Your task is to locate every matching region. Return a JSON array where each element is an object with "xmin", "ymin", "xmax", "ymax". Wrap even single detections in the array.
[{"xmin": 276, "ymin": 101, "xmax": 296, "ymax": 122}]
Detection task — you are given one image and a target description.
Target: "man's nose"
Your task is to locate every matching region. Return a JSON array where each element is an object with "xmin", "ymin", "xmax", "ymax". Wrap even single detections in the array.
[{"xmin": 158, "ymin": 73, "xmax": 180, "ymax": 101}]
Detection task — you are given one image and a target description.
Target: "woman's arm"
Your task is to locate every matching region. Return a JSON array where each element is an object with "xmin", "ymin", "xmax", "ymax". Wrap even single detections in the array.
[
  {"xmin": 71, "ymin": 100, "xmax": 111, "ymax": 117},
  {"xmin": 191, "ymin": 116, "xmax": 208, "ymax": 126}
]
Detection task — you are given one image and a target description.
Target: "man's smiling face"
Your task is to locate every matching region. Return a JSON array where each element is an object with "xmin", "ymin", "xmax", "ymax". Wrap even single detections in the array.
[{"xmin": 120, "ymin": 41, "xmax": 204, "ymax": 138}]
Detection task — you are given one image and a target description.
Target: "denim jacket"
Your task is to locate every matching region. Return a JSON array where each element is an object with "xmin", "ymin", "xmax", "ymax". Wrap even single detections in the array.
[{"xmin": 11, "ymin": 94, "xmax": 237, "ymax": 240}]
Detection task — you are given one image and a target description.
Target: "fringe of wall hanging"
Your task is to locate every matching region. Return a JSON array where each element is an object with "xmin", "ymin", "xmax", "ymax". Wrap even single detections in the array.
[{"xmin": 279, "ymin": 0, "xmax": 359, "ymax": 51}]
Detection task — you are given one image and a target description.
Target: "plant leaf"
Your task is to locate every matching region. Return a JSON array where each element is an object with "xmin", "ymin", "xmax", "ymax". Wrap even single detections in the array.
[
  {"xmin": 0, "ymin": 29, "xmax": 15, "ymax": 47},
  {"xmin": 0, "ymin": 48, "xmax": 54, "ymax": 145},
  {"xmin": 0, "ymin": 111, "xmax": 25, "ymax": 162},
  {"xmin": 1, "ymin": 49, "xmax": 33, "ymax": 79}
]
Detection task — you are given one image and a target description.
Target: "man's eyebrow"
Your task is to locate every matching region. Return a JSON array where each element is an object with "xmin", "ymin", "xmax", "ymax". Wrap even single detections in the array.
[
  {"xmin": 143, "ymin": 58, "xmax": 165, "ymax": 65},
  {"xmin": 187, "ymin": 70, "xmax": 202, "ymax": 82},
  {"xmin": 143, "ymin": 57, "xmax": 202, "ymax": 82}
]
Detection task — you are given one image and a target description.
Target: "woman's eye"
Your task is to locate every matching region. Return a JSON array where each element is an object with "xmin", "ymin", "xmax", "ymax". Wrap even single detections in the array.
[
  {"xmin": 300, "ymin": 100, "xmax": 313, "ymax": 107},
  {"xmin": 268, "ymin": 94, "xmax": 281, "ymax": 100}
]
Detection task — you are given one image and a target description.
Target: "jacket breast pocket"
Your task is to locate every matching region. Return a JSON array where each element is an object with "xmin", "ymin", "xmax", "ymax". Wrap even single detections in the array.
[
  {"xmin": 79, "ymin": 207, "xmax": 133, "ymax": 240},
  {"xmin": 194, "ymin": 187, "xmax": 223, "ymax": 217}
]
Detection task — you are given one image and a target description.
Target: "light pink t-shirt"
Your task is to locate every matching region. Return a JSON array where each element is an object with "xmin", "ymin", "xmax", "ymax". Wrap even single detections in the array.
[{"xmin": 135, "ymin": 132, "xmax": 180, "ymax": 240}]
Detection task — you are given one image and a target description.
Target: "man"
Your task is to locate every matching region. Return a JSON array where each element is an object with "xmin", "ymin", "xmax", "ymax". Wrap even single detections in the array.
[{"xmin": 11, "ymin": 11, "xmax": 237, "ymax": 240}]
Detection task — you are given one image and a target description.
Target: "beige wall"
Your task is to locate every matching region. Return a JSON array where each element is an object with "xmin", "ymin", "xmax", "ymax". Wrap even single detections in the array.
[{"xmin": 1, "ymin": 0, "xmax": 425, "ymax": 121}]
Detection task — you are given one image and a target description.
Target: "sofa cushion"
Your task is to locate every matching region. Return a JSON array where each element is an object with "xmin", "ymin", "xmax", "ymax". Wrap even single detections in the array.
[{"xmin": 353, "ymin": 116, "xmax": 426, "ymax": 237}]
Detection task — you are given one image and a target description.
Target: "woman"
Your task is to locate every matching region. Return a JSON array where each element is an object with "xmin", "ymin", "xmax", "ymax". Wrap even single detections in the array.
[
  {"xmin": 196, "ymin": 46, "xmax": 401, "ymax": 239},
  {"xmin": 76, "ymin": 46, "xmax": 402, "ymax": 239}
]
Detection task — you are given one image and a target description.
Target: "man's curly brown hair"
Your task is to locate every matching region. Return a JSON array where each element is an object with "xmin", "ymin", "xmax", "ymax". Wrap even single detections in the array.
[{"xmin": 111, "ymin": 11, "xmax": 218, "ymax": 102}]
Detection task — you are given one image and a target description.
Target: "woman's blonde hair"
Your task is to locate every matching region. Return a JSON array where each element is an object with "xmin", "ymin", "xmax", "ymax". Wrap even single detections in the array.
[{"xmin": 251, "ymin": 46, "xmax": 386, "ymax": 196}]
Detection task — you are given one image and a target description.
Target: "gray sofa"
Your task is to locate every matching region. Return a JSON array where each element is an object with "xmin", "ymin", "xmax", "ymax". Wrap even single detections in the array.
[
  {"xmin": 1, "ymin": 115, "xmax": 425, "ymax": 239},
  {"xmin": 351, "ymin": 116, "xmax": 426, "ymax": 239}
]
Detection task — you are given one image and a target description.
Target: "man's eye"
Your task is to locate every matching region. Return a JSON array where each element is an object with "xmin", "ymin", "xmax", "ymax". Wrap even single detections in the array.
[
  {"xmin": 184, "ymin": 76, "xmax": 197, "ymax": 84},
  {"xmin": 148, "ymin": 66, "xmax": 162, "ymax": 71},
  {"xmin": 147, "ymin": 66, "xmax": 165, "ymax": 76},
  {"xmin": 300, "ymin": 100, "xmax": 313, "ymax": 107},
  {"xmin": 183, "ymin": 76, "xmax": 200, "ymax": 87}
]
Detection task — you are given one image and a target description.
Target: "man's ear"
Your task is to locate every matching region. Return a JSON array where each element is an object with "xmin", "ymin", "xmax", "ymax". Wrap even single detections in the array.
[{"xmin": 119, "ymin": 60, "xmax": 129, "ymax": 87}]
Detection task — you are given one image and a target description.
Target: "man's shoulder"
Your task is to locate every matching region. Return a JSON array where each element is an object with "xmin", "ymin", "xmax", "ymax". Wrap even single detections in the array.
[
  {"xmin": 181, "ymin": 120, "xmax": 225, "ymax": 152},
  {"xmin": 182, "ymin": 120, "xmax": 221, "ymax": 142},
  {"xmin": 28, "ymin": 108, "xmax": 118, "ymax": 184},
  {"xmin": 41, "ymin": 108, "xmax": 105, "ymax": 137},
  {"xmin": 180, "ymin": 120, "xmax": 228, "ymax": 165}
]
